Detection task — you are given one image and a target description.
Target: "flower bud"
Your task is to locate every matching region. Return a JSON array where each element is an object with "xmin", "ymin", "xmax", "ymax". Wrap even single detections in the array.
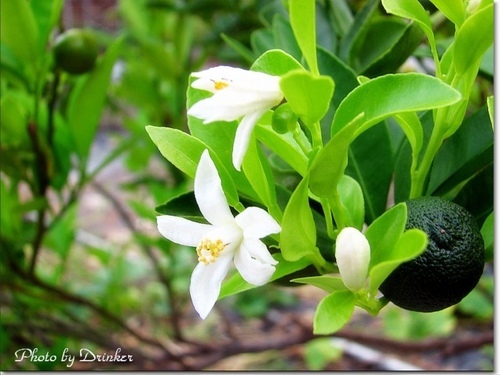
[{"xmin": 335, "ymin": 227, "xmax": 371, "ymax": 292}]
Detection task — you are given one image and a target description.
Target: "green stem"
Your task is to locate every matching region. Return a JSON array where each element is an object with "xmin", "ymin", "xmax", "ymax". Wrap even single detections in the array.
[
  {"xmin": 320, "ymin": 199, "xmax": 336, "ymax": 239},
  {"xmin": 292, "ymin": 126, "xmax": 312, "ymax": 156}
]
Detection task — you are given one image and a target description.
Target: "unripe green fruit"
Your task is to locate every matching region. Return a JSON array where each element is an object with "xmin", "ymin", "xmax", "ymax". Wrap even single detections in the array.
[
  {"xmin": 272, "ymin": 103, "xmax": 298, "ymax": 134},
  {"xmin": 53, "ymin": 29, "xmax": 98, "ymax": 74},
  {"xmin": 380, "ymin": 197, "xmax": 485, "ymax": 312}
]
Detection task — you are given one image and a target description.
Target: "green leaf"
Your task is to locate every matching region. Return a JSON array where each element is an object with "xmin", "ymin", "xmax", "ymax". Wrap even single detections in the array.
[
  {"xmin": 354, "ymin": 18, "xmax": 424, "ymax": 77},
  {"xmin": 251, "ymin": 49, "xmax": 304, "ymax": 76},
  {"xmin": 345, "ymin": 124, "xmax": 394, "ymax": 224},
  {"xmin": 368, "ymin": 228, "xmax": 427, "ymax": 296},
  {"xmin": 382, "ymin": 0, "xmax": 440, "ymax": 73},
  {"xmin": 487, "ymin": 96, "xmax": 494, "ymax": 128},
  {"xmin": 280, "ymin": 70, "xmax": 334, "ymax": 127},
  {"xmin": 365, "ymin": 202, "xmax": 407, "ymax": 270},
  {"xmin": 309, "ymin": 113, "xmax": 365, "ymax": 199},
  {"xmin": 292, "ymin": 275, "xmax": 348, "ymax": 293},
  {"xmin": 452, "ymin": 163, "xmax": 493, "ymax": 227},
  {"xmin": 429, "ymin": 0, "xmax": 465, "ymax": 26},
  {"xmin": 67, "ymin": 37, "xmax": 124, "ymax": 158},
  {"xmin": 393, "ymin": 111, "xmax": 424, "ymax": 158},
  {"xmin": 427, "ymin": 106, "xmax": 493, "ymax": 197},
  {"xmin": 219, "ymin": 254, "xmax": 310, "ymax": 299},
  {"xmin": 255, "ymin": 123, "xmax": 308, "ymax": 176},
  {"xmin": 289, "ymin": 0, "xmax": 319, "ymax": 75},
  {"xmin": 146, "ymin": 126, "xmax": 240, "ymax": 207},
  {"xmin": 155, "ymin": 191, "xmax": 203, "ymax": 221},
  {"xmin": 30, "ymin": 0, "xmax": 64, "ymax": 55},
  {"xmin": 0, "ymin": 0, "xmax": 39, "ymax": 69},
  {"xmin": 281, "ymin": 175, "xmax": 322, "ymax": 263},
  {"xmin": 480, "ymin": 211, "xmax": 493, "ymax": 263},
  {"xmin": 338, "ymin": 0, "xmax": 379, "ymax": 63},
  {"xmin": 452, "ymin": 3, "xmax": 493, "ymax": 76},
  {"xmin": 272, "ymin": 14, "xmax": 303, "ymax": 61},
  {"xmin": 146, "ymin": 126, "xmax": 204, "ymax": 177},
  {"xmin": 317, "ymin": 47, "xmax": 358, "ymax": 113},
  {"xmin": 331, "ymin": 73, "xmax": 461, "ymax": 137},
  {"xmin": 337, "ymin": 174, "xmax": 364, "ymax": 229},
  {"xmin": 221, "ymin": 33, "xmax": 255, "ymax": 64},
  {"xmin": 242, "ymin": 136, "xmax": 279, "ymax": 215},
  {"xmin": 313, "ymin": 290, "xmax": 355, "ymax": 334}
]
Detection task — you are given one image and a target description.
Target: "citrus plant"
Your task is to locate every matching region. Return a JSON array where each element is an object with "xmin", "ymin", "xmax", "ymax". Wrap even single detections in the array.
[{"xmin": 148, "ymin": 0, "xmax": 493, "ymax": 334}]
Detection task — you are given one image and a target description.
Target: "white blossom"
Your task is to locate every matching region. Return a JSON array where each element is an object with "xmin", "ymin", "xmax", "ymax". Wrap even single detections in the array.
[
  {"xmin": 157, "ymin": 150, "xmax": 281, "ymax": 319},
  {"xmin": 187, "ymin": 66, "xmax": 284, "ymax": 171}
]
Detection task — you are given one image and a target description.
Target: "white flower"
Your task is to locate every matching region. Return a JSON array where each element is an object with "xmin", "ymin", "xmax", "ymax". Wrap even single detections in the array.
[
  {"xmin": 157, "ymin": 150, "xmax": 281, "ymax": 319},
  {"xmin": 187, "ymin": 66, "xmax": 284, "ymax": 171},
  {"xmin": 335, "ymin": 227, "xmax": 371, "ymax": 292}
]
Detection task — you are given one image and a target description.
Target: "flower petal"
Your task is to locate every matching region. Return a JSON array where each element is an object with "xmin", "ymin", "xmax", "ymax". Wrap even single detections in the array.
[
  {"xmin": 157, "ymin": 215, "xmax": 211, "ymax": 247},
  {"xmin": 187, "ymin": 91, "xmax": 261, "ymax": 123},
  {"xmin": 235, "ymin": 206, "xmax": 281, "ymax": 239},
  {"xmin": 195, "ymin": 150, "xmax": 235, "ymax": 226},
  {"xmin": 189, "ymin": 253, "xmax": 233, "ymax": 319},
  {"xmin": 240, "ymin": 238, "xmax": 278, "ymax": 265},
  {"xmin": 232, "ymin": 109, "xmax": 267, "ymax": 171},
  {"xmin": 335, "ymin": 227, "xmax": 371, "ymax": 292},
  {"xmin": 234, "ymin": 241, "xmax": 277, "ymax": 286}
]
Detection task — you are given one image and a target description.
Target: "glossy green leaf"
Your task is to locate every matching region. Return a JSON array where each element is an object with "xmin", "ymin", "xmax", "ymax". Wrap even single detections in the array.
[
  {"xmin": 67, "ymin": 37, "xmax": 123, "ymax": 158},
  {"xmin": 219, "ymin": 254, "xmax": 310, "ymax": 299},
  {"xmin": 453, "ymin": 4, "xmax": 493, "ymax": 76},
  {"xmin": 255, "ymin": 123, "xmax": 308, "ymax": 176},
  {"xmin": 146, "ymin": 126, "xmax": 240, "ymax": 208},
  {"xmin": 332, "ymin": 73, "xmax": 461, "ymax": 137},
  {"xmin": 272, "ymin": 14, "xmax": 302, "ymax": 61},
  {"xmin": 368, "ymin": 228, "xmax": 427, "ymax": 296},
  {"xmin": 365, "ymin": 202, "xmax": 407, "ymax": 270},
  {"xmin": 242, "ymin": 136, "xmax": 278, "ymax": 215},
  {"xmin": 155, "ymin": 191, "xmax": 202, "ymax": 221},
  {"xmin": 313, "ymin": 291, "xmax": 355, "ymax": 334},
  {"xmin": 292, "ymin": 275, "xmax": 347, "ymax": 293},
  {"xmin": 280, "ymin": 70, "xmax": 334, "ymax": 127},
  {"xmin": 345, "ymin": 124, "xmax": 394, "ymax": 223},
  {"xmin": 429, "ymin": 0, "xmax": 465, "ymax": 26},
  {"xmin": 354, "ymin": 18, "xmax": 424, "ymax": 76},
  {"xmin": 289, "ymin": 0, "xmax": 318, "ymax": 74},
  {"xmin": 452, "ymin": 163, "xmax": 493, "ymax": 227},
  {"xmin": 251, "ymin": 49, "xmax": 304, "ymax": 76},
  {"xmin": 281, "ymin": 175, "xmax": 322, "ymax": 263},
  {"xmin": 382, "ymin": 0, "xmax": 440, "ymax": 72},
  {"xmin": 338, "ymin": 0, "xmax": 379, "ymax": 63},
  {"xmin": 317, "ymin": 47, "xmax": 358, "ymax": 112},
  {"xmin": 309, "ymin": 113, "xmax": 365, "ymax": 199},
  {"xmin": 427, "ymin": 107, "xmax": 493, "ymax": 197},
  {"xmin": 337, "ymin": 174, "xmax": 364, "ymax": 230}
]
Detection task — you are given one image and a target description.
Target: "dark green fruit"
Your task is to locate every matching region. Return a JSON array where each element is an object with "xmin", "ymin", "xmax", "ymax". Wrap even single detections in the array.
[
  {"xmin": 53, "ymin": 29, "xmax": 98, "ymax": 74},
  {"xmin": 379, "ymin": 197, "xmax": 485, "ymax": 312}
]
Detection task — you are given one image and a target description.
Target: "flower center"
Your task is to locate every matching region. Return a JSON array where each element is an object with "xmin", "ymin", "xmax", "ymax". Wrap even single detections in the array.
[
  {"xmin": 212, "ymin": 79, "xmax": 231, "ymax": 90},
  {"xmin": 196, "ymin": 238, "xmax": 226, "ymax": 265}
]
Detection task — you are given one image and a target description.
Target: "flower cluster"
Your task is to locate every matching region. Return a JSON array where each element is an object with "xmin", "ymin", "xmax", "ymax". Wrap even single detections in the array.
[{"xmin": 156, "ymin": 66, "xmax": 372, "ymax": 319}]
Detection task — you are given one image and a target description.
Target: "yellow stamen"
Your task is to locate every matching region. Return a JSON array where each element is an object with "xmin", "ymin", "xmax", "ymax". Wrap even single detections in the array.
[
  {"xmin": 196, "ymin": 238, "xmax": 226, "ymax": 265},
  {"xmin": 213, "ymin": 80, "xmax": 230, "ymax": 90}
]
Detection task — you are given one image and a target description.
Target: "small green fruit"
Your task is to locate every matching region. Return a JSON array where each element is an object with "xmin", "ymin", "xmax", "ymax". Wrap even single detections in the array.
[{"xmin": 53, "ymin": 28, "xmax": 98, "ymax": 74}]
